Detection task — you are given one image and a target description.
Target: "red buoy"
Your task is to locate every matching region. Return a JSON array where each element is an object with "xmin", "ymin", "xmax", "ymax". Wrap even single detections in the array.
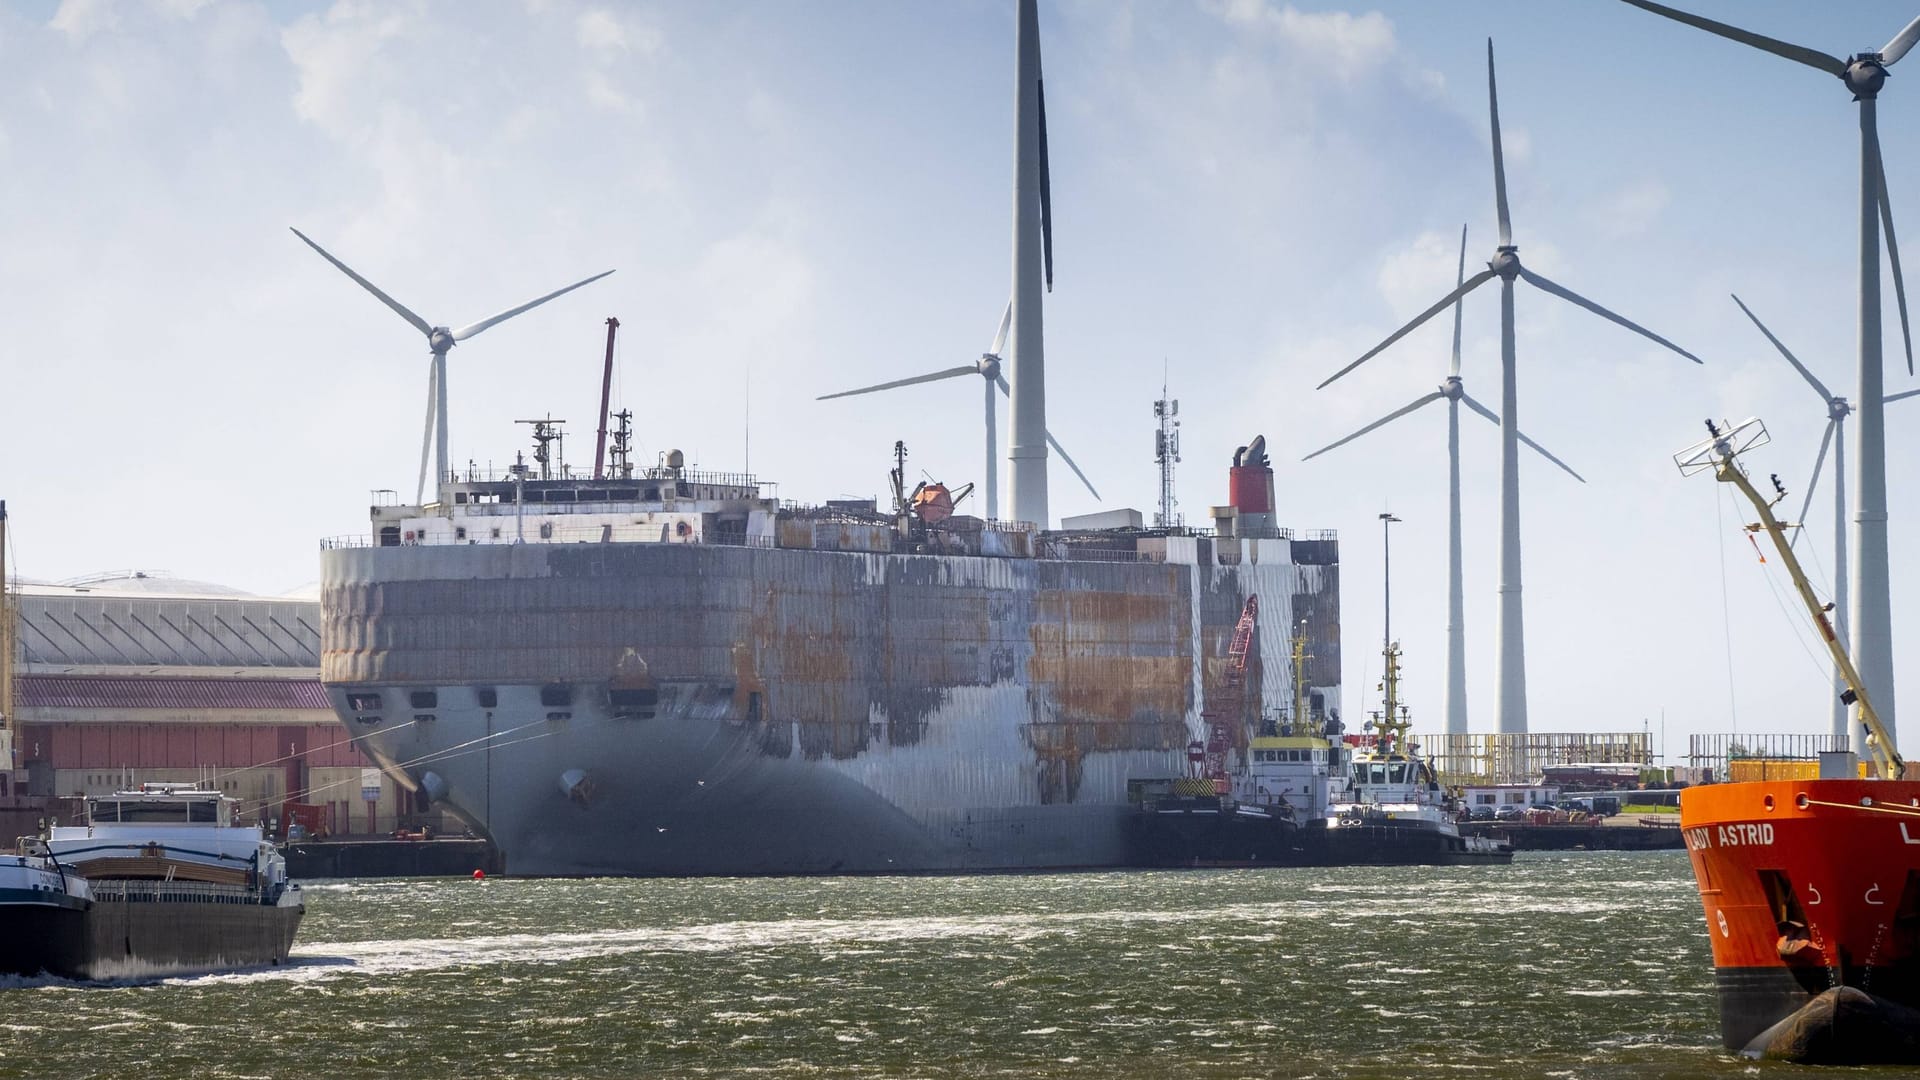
[{"xmin": 472, "ymin": 869, "xmax": 486, "ymax": 880}]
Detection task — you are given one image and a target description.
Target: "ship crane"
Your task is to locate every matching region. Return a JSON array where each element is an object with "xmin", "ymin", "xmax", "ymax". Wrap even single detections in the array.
[
  {"xmin": 1677, "ymin": 418, "xmax": 1905, "ymax": 780},
  {"xmin": 1200, "ymin": 595, "xmax": 1259, "ymax": 792}
]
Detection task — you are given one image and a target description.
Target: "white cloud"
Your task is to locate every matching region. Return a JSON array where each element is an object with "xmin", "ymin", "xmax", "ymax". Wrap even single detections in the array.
[
  {"xmin": 281, "ymin": 3, "xmax": 416, "ymax": 139},
  {"xmin": 1594, "ymin": 178, "xmax": 1671, "ymax": 237},
  {"xmin": 49, "ymin": 0, "xmax": 118, "ymax": 41},
  {"xmin": 584, "ymin": 69, "xmax": 643, "ymax": 115},
  {"xmin": 576, "ymin": 8, "xmax": 659, "ymax": 58},
  {"xmin": 1377, "ymin": 228, "xmax": 1471, "ymax": 322},
  {"xmin": 1214, "ymin": 0, "xmax": 1395, "ymax": 74},
  {"xmin": 153, "ymin": 0, "xmax": 214, "ymax": 19}
]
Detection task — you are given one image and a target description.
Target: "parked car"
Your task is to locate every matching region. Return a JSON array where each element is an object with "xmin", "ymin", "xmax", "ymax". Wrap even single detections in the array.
[
  {"xmin": 1493, "ymin": 804, "xmax": 1527, "ymax": 822},
  {"xmin": 1469, "ymin": 804, "xmax": 1496, "ymax": 822}
]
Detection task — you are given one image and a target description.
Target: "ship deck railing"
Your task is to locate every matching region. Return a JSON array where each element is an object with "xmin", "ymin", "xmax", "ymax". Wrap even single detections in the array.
[{"xmin": 88, "ymin": 878, "xmax": 271, "ymax": 905}]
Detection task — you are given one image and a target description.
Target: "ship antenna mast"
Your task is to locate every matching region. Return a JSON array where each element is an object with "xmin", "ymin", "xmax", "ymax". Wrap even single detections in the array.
[
  {"xmin": 1290, "ymin": 618, "xmax": 1313, "ymax": 735},
  {"xmin": 1154, "ymin": 371, "xmax": 1181, "ymax": 528},
  {"xmin": 890, "ymin": 441, "xmax": 911, "ymax": 533},
  {"xmin": 609, "ymin": 410, "xmax": 634, "ymax": 480},
  {"xmin": 593, "ymin": 317, "xmax": 619, "ymax": 480},
  {"xmin": 1375, "ymin": 513, "xmax": 1408, "ymax": 757},
  {"xmin": 517, "ymin": 417, "xmax": 567, "ymax": 481},
  {"xmin": 1675, "ymin": 418, "xmax": 1905, "ymax": 780}
]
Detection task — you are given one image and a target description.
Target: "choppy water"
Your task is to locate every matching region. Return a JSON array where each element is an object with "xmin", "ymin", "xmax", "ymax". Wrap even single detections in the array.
[{"xmin": 0, "ymin": 851, "xmax": 1886, "ymax": 1078}]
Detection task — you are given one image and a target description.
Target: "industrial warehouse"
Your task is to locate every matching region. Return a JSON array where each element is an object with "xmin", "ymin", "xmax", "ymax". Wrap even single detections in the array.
[{"xmin": 0, "ymin": 565, "xmax": 408, "ymax": 839}]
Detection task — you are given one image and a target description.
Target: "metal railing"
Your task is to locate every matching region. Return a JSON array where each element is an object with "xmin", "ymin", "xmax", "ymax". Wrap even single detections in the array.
[{"xmin": 89, "ymin": 878, "xmax": 267, "ymax": 905}]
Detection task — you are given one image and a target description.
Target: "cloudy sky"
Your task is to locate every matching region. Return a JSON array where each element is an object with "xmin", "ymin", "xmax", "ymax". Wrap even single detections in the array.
[{"xmin": 4, "ymin": 0, "xmax": 1919, "ymax": 760}]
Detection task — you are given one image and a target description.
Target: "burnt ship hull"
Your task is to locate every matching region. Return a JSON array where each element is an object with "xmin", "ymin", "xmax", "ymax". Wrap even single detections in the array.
[
  {"xmin": 1681, "ymin": 778, "xmax": 1920, "ymax": 1063},
  {"xmin": 321, "ymin": 536, "xmax": 1341, "ymax": 877}
]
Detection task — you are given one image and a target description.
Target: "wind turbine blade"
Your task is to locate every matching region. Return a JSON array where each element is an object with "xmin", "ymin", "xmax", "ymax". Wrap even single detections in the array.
[
  {"xmin": 1037, "ymin": 78, "xmax": 1054, "ymax": 293},
  {"xmin": 1451, "ymin": 222, "xmax": 1468, "ymax": 377},
  {"xmin": 416, "ymin": 360, "xmax": 438, "ymax": 505},
  {"xmin": 1488, "ymin": 40, "xmax": 1512, "ymax": 247},
  {"xmin": 290, "ymin": 227, "xmax": 432, "ymax": 337},
  {"xmin": 1616, "ymin": 0, "xmax": 1847, "ymax": 76},
  {"xmin": 1300, "ymin": 392, "xmax": 1446, "ymax": 462},
  {"xmin": 1044, "ymin": 429, "xmax": 1099, "ymax": 500},
  {"xmin": 1731, "ymin": 293, "xmax": 1832, "ymax": 401},
  {"xmin": 1882, "ymin": 14, "xmax": 1920, "ymax": 65},
  {"xmin": 817, "ymin": 366, "xmax": 977, "ymax": 401},
  {"xmin": 1460, "ymin": 392, "xmax": 1586, "ymax": 482},
  {"xmin": 1517, "ymin": 267, "xmax": 1702, "ymax": 364},
  {"xmin": 450, "ymin": 270, "xmax": 616, "ymax": 341},
  {"xmin": 990, "ymin": 300, "xmax": 1013, "ymax": 356},
  {"xmin": 1318, "ymin": 269, "xmax": 1497, "ymax": 390},
  {"xmin": 1873, "ymin": 125, "xmax": 1915, "ymax": 375},
  {"xmin": 1886, "ymin": 387, "xmax": 1920, "ymax": 403},
  {"xmin": 986, "ymin": 373, "xmax": 1096, "ymax": 498},
  {"xmin": 1793, "ymin": 419, "xmax": 1835, "ymax": 547}
]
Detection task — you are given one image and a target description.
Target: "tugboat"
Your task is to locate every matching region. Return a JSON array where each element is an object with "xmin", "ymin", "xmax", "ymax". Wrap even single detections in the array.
[
  {"xmin": 30, "ymin": 783, "xmax": 304, "ymax": 979},
  {"xmin": 1312, "ymin": 684, "xmax": 1512, "ymax": 866},
  {"xmin": 0, "ymin": 839, "xmax": 93, "ymax": 977},
  {"xmin": 1674, "ymin": 419, "xmax": 1920, "ymax": 1065},
  {"xmin": 1129, "ymin": 611, "xmax": 1338, "ymax": 867},
  {"xmin": 1311, "ymin": 642, "xmax": 1511, "ymax": 866},
  {"xmin": 1310, "ymin": 512, "xmax": 1509, "ymax": 866}
]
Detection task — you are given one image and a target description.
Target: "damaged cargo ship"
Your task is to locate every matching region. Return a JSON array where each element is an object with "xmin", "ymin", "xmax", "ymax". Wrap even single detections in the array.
[{"xmin": 319, "ymin": 443, "xmax": 1341, "ymax": 876}]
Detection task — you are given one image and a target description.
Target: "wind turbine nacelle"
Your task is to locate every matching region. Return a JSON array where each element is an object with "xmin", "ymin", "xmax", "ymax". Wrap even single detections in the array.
[
  {"xmin": 1846, "ymin": 58, "xmax": 1889, "ymax": 97},
  {"xmin": 429, "ymin": 327, "xmax": 457, "ymax": 353}
]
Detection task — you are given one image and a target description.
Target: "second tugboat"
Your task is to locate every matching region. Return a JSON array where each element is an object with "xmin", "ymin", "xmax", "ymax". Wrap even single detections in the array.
[
  {"xmin": 1312, "ymin": 513, "xmax": 1509, "ymax": 866},
  {"xmin": 1674, "ymin": 419, "xmax": 1920, "ymax": 1065}
]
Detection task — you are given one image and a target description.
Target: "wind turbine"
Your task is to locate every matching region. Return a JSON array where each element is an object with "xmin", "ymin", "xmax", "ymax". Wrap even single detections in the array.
[
  {"xmin": 1731, "ymin": 294, "xmax": 1920, "ymax": 745},
  {"xmin": 1006, "ymin": 0, "xmax": 1056, "ymax": 528},
  {"xmin": 1618, "ymin": 0, "xmax": 1919, "ymax": 745},
  {"xmin": 1317, "ymin": 41, "xmax": 1701, "ymax": 735},
  {"xmin": 816, "ymin": 301, "xmax": 1099, "ymax": 520},
  {"xmin": 1305, "ymin": 224, "xmax": 1585, "ymax": 739},
  {"xmin": 291, "ymin": 227, "xmax": 614, "ymax": 504}
]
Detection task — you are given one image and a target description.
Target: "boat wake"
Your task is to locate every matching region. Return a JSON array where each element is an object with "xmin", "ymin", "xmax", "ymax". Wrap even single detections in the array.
[{"xmin": 176, "ymin": 881, "xmax": 1666, "ymax": 987}]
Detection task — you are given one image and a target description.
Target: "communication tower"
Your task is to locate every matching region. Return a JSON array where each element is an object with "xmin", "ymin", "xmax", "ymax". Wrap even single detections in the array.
[{"xmin": 1154, "ymin": 384, "xmax": 1181, "ymax": 528}]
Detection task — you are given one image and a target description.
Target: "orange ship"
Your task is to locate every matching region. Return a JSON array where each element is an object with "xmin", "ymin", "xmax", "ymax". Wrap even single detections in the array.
[{"xmin": 1678, "ymin": 420, "xmax": 1920, "ymax": 1064}]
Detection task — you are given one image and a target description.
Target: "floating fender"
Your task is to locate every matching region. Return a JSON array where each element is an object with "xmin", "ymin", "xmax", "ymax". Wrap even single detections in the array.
[
  {"xmin": 418, "ymin": 770, "xmax": 449, "ymax": 804},
  {"xmin": 559, "ymin": 768, "xmax": 595, "ymax": 805},
  {"xmin": 1749, "ymin": 986, "xmax": 1920, "ymax": 1065}
]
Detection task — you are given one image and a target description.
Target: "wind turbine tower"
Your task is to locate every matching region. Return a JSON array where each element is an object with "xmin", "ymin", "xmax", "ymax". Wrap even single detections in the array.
[
  {"xmin": 1621, "ymin": 0, "xmax": 1920, "ymax": 746},
  {"xmin": 1306, "ymin": 225, "xmax": 1584, "ymax": 737},
  {"xmin": 1007, "ymin": 0, "xmax": 1056, "ymax": 529},
  {"xmin": 1318, "ymin": 42, "xmax": 1700, "ymax": 736},
  {"xmin": 1732, "ymin": 295, "xmax": 1920, "ymax": 745}
]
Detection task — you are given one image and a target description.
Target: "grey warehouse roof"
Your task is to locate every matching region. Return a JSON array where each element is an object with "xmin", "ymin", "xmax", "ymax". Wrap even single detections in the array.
[{"xmin": 14, "ymin": 585, "xmax": 320, "ymax": 671}]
